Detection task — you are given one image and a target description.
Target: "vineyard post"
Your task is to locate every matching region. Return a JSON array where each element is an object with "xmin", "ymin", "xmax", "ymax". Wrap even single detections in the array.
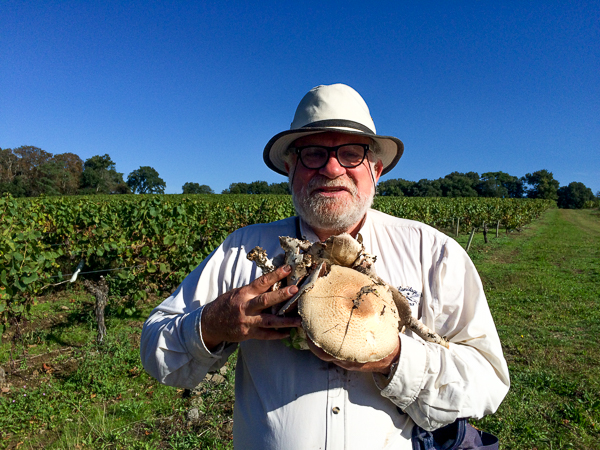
[
  {"xmin": 84, "ymin": 277, "xmax": 109, "ymax": 344},
  {"xmin": 482, "ymin": 222, "xmax": 488, "ymax": 244},
  {"xmin": 496, "ymin": 220, "xmax": 500, "ymax": 238},
  {"xmin": 466, "ymin": 227, "xmax": 477, "ymax": 253},
  {"xmin": 455, "ymin": 218, "xmax": 460, "ymax": 237}
]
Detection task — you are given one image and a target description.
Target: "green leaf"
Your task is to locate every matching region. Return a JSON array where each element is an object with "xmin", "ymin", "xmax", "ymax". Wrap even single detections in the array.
[
  {"xmin": 22, "ymin": 273, "xmax": 39, "ymax": 285},
  {"xmin": 159, "ymin": 263, "xmax": 168, "ymax": 273},
  {"xmin": 12, "ymin": 252, "xmax": 23, "ymax": 262},
  {"xmin": 14, "ymin": 279, "xmax": 27, "ymax": 292},
  {"xmin": 163, "ymin": 235, "xmax": 176, "ymax": 246}
]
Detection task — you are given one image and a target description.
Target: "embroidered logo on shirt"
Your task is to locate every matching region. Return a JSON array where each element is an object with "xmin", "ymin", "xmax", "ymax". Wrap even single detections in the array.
[{"xmin": 398, "ymin": 286, "xmax": 421, "ymax": 307}]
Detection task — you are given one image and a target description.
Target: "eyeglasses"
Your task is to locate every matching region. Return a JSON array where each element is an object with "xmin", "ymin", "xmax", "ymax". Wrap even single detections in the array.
[{"xmin": 294, "ymin": 144, "xmax": 370, "ymax": 170}]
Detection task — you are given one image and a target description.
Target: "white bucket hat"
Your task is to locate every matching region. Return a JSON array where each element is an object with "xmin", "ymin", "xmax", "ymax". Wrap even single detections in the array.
[{"xmin": 263, "ymin": 83, "xmax": 404, "ymax": 176}]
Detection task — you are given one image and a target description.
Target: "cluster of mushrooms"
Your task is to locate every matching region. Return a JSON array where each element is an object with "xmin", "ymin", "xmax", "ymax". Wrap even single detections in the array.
[{"xmin": 247, "ymin": 233, "xmax": 449, "ymax": 363}]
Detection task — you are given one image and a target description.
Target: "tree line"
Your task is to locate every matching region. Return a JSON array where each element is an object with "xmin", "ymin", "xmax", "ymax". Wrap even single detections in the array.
[
  {"xmin": 376, "ymin": 170, "xmax": 597, "ymax": 209},
  {"xmin": 1, "ymin": 146, "xmax": 597, "ymax": 209},
  {"xmin": 0, "ymin": 146, "xmax": 165, "ymax": 196}
]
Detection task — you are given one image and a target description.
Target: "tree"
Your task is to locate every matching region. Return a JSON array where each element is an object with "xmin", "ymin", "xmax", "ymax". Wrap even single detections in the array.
[
  {"xmin": 35, "ymin": 160, "xmax": 63, "ymax": 196},
  {"xmin": 182, "ymin": 182, "xmax": 214, "ymax": 194},
  {"xmin": 439, "ymin": 172, "xmax": 479, "ymax": 197},
  {"xmin": 51, "ymin": 152, "xmax": 84, "ymax": 195},
  {"xmin": 0, "ymin": 147, "xmax": 84, "ymax": 197},
  {"xmin": 13, "ymin": 146, "xmax": 53, "ymax": 175},
  {"xmin": 222, "ymin": 182, "xmax": 250, "ymax": 194},
  {"xmin": 411, "ymin": 179, "xmax": 443, "ymax": 197},
  {"xmin": 32, "ymin": 152, "xmax": 84, "ymax": 196},
  {"xmin": 0, "ymin": 148, "xmax": 25, "ymax": 196},
  {"xmin": 266, "ymin": 182, "xmax": 291, "ymax": 195},
  {"xmin": 127, "ymin": 166, "xmax": 166, "ymax": 194},
  {"xmin": 477, "ymin": 172, "xmax": 525, "ymax": 198},
  {"xmin": 0, "ymin": 148, "xmax": 18, "ymax": 184},
  {"xmin": 11, "ymin": 146, "xmax": 53, "ymax": 196},
  {"xmin": 247, "ymin": 181, "xmax": 270, "ymax": 194},
  {"xmin": 377, "ymin": 178, "xmax": 416, "ymax": 196},
  {"xmin": 80, "ymin": 154, "xmax": 129, "ymax": 194},
  {"xmin": 557, "ymin": 182, "xmax": 595, "ymax": 209},
  {"xmin": 522, "ymin": 170, "xmax": 559, "ymax": 200},
  {"xmin": 222, "ymin": 181, "xmax": 290, "ymax": 194}
]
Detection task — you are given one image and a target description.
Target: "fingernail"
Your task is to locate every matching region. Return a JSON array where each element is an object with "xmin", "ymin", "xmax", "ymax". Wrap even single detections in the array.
[
  {"xmin": 283, "ymin": 265, "xmax": 292, "ymax": 273},
  {"xmin": 289, "ymin": 285, "xmax": 298, "ymax": 295}
]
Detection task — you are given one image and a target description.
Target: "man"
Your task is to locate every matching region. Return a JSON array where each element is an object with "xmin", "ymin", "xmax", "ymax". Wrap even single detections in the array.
[{"xmin": 141, "ymin": 84, "xmax": 510, "ymax": 449}]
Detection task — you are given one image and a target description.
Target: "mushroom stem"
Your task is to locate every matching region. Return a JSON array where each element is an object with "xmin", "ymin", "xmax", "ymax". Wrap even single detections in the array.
[
  {"xmin": 277, "ymin": 261, "xmax": 326, "ymax": 315},
  {"xmin": 386, "ymin": 283, "xmax": 449, "ymax": 349},
  {"xmin": 247, "ymin": 247, "xmax": 276, "ymax": 274},
  {"xmin": 279, "ymin": 236, "xmax": 312, "ymax": 285}
]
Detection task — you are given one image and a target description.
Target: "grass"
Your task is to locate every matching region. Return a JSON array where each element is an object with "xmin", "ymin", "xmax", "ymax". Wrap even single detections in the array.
[
  {"xmin": 0, "ymin": 292, "xmax": 236, "ymax": 449},
  {"xmin": 457, "ymin": 208, "xmax": 600, "ymax": 449},
  {"xmin": 1, "ymin": 207, "xmax": 599, "ymax": 449}
]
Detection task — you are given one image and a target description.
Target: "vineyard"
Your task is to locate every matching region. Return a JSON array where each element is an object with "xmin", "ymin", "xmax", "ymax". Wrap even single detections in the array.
[{"xmin": 0, "ymin": 194, "xmax": 553, "ymax": 332}]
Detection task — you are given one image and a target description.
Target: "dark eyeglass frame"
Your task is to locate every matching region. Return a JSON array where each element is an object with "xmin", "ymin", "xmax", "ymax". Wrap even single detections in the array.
[{"xmin": 293, "ymin": 144, "xmax": 370, "ymax": 170}]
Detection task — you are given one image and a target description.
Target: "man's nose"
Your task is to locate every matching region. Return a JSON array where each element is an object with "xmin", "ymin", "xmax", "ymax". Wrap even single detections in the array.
[{"xmin": 318, "ymin": 153, "xmax": 346, "ymax": 178}]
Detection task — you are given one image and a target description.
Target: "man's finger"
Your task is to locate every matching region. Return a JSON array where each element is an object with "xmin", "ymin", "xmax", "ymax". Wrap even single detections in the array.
[
  {"xmin": 255, "ymin": 313, "xmax": 302, "ymax": 330},
  {"xmin": 246, "ymin": 264, "xmax": 292, "ymax": 296},
  {"xmin": 246, "ymin": 284, "xmax": 298, "ymax": 314}
]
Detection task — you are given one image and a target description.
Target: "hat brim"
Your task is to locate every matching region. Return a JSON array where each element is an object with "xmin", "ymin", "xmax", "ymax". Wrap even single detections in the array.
[{"xmin": 264, "ymin": 127, "xmax": 404, "ymax": 176}]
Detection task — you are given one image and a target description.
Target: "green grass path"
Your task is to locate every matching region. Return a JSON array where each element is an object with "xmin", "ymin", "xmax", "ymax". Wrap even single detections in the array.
[{"xmin": 468, "ymin": 208, "xmax": 600, "ymax": 449}]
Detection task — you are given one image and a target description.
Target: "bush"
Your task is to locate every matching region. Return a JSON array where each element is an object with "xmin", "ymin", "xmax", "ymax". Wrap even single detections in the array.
[{"xmin": 557, "ymin": 182, "xmax": 595, "ymax": 209}]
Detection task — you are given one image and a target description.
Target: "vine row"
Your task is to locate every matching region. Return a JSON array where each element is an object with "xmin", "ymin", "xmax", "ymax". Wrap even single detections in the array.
[{"xmin": 0, "ymin": 194, "xmax": 553, "ymax": 333}]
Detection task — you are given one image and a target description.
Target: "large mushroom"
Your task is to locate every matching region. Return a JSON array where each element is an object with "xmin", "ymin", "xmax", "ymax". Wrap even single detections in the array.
[
  {"xmin": 247, "ymin": 233, "xmax": 449, "ymax": 363},
  {"xmin": 299, "ymin": 265, "xmax": 400, "ymax": 362}
]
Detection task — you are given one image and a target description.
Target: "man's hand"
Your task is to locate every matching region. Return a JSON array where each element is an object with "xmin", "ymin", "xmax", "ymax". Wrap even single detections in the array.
[
  {"xmin": 201, "ymin": 265, "xmax": 303, "ymax": 350},
  {"xmin": 306, "ymin": 337, "xmax": 401, "ymax": 375}
]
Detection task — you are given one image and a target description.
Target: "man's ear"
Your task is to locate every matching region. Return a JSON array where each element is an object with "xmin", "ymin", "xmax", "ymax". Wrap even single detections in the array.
[{"xmin": 373, "ymin": 160, "xmax": 384, "ymax": 183}]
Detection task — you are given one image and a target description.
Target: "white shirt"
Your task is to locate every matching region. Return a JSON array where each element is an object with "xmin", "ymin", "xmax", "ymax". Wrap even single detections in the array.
[{"xmin": 140, "ymin": 209, "xmax": 510, "ymax": 450}]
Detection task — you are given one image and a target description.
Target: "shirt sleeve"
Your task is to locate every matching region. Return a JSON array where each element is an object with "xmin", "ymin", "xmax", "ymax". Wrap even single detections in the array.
[
  {"xmin": 139, "ymin": 233, "xmax": 242, "ymax": 389},
  {"xmin": 377, "ymin": 237, "xmax": 510, "ymax": 431}
]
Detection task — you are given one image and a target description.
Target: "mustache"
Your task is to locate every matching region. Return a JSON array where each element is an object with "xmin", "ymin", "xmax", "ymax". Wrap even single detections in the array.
[{"xmin": 307, "ymin": 176, "xmax": 358, "ymax": 195}]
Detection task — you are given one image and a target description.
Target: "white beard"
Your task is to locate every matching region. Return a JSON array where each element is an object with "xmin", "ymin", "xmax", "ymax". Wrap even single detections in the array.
[{"xmin": 291, "ymin": 175, "xmax": 375, "ymax": 235}]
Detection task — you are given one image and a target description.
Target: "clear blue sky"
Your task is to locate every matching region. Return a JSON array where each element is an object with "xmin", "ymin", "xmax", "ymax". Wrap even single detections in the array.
[{"xmin": 2, "ymin": 1, "xmax": 599, "ymax": 194}]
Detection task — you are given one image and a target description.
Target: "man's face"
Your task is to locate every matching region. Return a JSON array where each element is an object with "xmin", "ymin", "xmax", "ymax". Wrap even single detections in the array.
[{"xmin": 285, "ymin": 132, "xmax": 383, "ymax": 235}]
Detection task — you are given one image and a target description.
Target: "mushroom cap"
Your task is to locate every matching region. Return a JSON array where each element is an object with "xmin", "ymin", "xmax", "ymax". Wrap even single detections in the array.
[
  {"xmin": 298, "ymin": 265, "xmax": 400, "ymax": 363},
  {"xmin": 319, "ymin": 233, "xmax": 363, "ymax": 266}
]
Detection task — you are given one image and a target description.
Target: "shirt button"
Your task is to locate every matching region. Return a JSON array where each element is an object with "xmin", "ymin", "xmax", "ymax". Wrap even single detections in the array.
[{"xmin": 332, "ymin": 407, "xmax": 340, "ymax": 414}]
